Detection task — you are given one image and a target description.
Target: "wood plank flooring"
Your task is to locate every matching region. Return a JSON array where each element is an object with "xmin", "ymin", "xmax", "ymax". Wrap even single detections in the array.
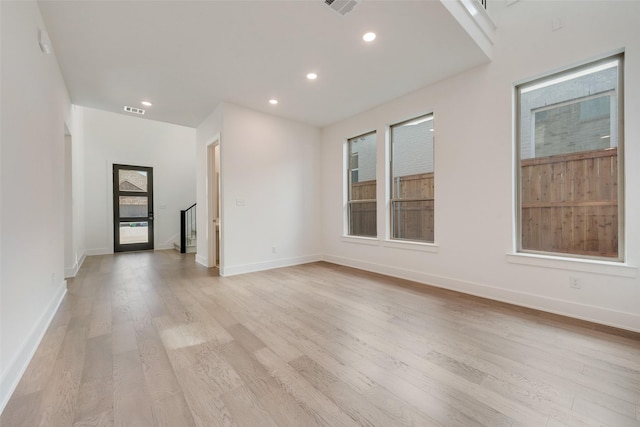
[{"xmin": 2, "ymin": 250, "xmax": 639, "ymax": 426}]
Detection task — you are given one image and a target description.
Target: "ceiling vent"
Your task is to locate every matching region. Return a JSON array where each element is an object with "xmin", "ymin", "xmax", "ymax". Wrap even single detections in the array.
[
  {"xmin": 123, "ymin": 106, "xmax": 145, "ymax": 115},
  {"xmin": 324, "ymin": 0, "xmax": 358, "ymax": 16}
]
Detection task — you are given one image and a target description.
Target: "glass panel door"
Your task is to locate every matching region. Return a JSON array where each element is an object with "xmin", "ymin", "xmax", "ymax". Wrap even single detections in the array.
[{"xmin": 113, "ymin": 164, "xmax": 154, "ymax": 252}]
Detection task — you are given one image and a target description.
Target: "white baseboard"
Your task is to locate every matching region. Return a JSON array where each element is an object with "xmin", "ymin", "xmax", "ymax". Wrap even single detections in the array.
[
  {"xmin": 157, "ymin": 233, "xmax": 179, "ymax": 251},
  {"xmin": 64, "ymin": 253, "xmax": 86, "ymax": 278},
  {"xmin": 195, "ymin": 254, "xmax": 209, "ymax": 267},
  {"xmin": 221, "ymin": 254, "xmax": 323, "ymax": 277},
  {"xmin": 0, "ymin": 280, "xmax": 67, "ymax": 414},
  {"xmin": 87, "ymin": 238, "xmax": 179, "ymax": 254},
  {"xmin": 85, "ymin": 247, "xmax": 111, "ymax": 256},
  {"xmin": 323, "ymin": 254, "xmax": 640, "ymax": 334}
]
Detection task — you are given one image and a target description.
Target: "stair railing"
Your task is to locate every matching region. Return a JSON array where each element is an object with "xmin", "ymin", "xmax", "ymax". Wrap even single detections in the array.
[{"xmin": 180, "ymin": 203, "xmax": 196, "ymax": 253}]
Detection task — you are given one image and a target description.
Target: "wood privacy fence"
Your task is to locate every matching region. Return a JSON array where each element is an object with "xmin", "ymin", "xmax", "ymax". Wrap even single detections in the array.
[
  {"xmin": 350, "ymin": 180, "xmax": 377, "ymax": 237},
  {"xmin": 350, "ymin": 148, "xmax": 617, "ymax": 255},
  {"xmin": 392, "ymin": 173, "xmax": 434, "ymax": 241},
  {"xmin": 351, "ymin": 180, "xmax": 377, "ymax": 200},
  {"xmin": 350, "ymin": 173, "xmax": 435, "ymax": 240},
  {"xmin": 521, "ymin": 147, "xmax": 618, "ymax": 258}
]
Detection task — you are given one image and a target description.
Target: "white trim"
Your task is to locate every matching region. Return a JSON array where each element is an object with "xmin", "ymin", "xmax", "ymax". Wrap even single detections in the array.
[
  {"xmin": 221, "ymin": 254, "xmax": 323, "ymax": 277},
  {"xmin": 0, "ymin": 280, "xmax": 67, "ymax": 413},
  {"xmin": 64, "ymin": 252, "xmax": 86, "ymax": 278},
  {"xmin": 341, "ymin": 235, "xmax": 380, "ymax": 246},
  {"xmin": 156, "ymin": 232, "xmax": 180, "ymax": 251},
  {"xmin": 382, "ymin": 239, "xmax": 439, "ymax": 253},
  {"xmin": 521, "ymin": 60, "xmax": 618, "ymax": 94},
  {"xmin": 195, "ymin": 254, "xmax": 208, "ymax": 267},
  {"xmin": 85, "ymin": 248, "xmax": 112, "ymax": 256},
  {"xmin": 514, "ymin": 52, "xmax": 625, "ymax": 264},
  {"xmin": 206, "ymin": 136, "xmax": 221, "ymax": 269},
  {"xmin": 206, "ymin": 134, "xmax": 221, "ymax": 148},
  {"xmin": 440, "ymin": 0, "xmax": 494, "ymax": 60},
  {"xmin": 345, "ymin": 131, "xmax": 377, "ymax": 237},
  {"xmin": 156, "ymin": 243, "xmax": 176, "ymax": 251},
  {"xmin": 506, "ymin": 253, "xmax": 637, "ymax": 278},
  {"xmin": 513, "ymin": 48, "xmax": 625, "ymax": 88},
  {"xmin": 323, "ymin": 254, "xmax": 640, "ymax": 333}
]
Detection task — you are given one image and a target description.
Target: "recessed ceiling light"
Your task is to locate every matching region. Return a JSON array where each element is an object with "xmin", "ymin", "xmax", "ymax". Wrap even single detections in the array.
[
  {"xmin": 306, "ymin": 72, "xmax": 318, "ymax": 80},
  {"xmin": 269, "ymin": 99, "xmax": 279, "ymax": 105},
  {"xmin": 141, "ymin": 101, "xmax": 152, "ymax": 107},
  {"xmin": 363, "ymin": 32, "xmax": 376, "ymax": 42}
]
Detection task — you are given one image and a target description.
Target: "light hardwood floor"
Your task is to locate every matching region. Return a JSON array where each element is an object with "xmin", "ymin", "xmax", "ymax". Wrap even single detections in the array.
[{"xmin": 2, "ymin": 250, "xmax": 639, "ymax": 426}]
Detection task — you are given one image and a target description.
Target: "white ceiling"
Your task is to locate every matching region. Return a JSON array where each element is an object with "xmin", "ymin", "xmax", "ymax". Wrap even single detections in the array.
[{"xmin": 38, "ymin": 0, "xmax": 490, "ymax": 128}]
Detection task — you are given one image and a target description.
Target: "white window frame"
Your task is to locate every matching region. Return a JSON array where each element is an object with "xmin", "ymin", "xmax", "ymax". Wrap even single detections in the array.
[
  {"xmin": 389, "ymin": 114, "xmax": 435, "ymax": 243},
  {"xmin": 346, "ymin": 131, "xmax": 377, "ymax": 238},
  {"xmin": 515, "ymin": 54, "xmax": 624, "ymax": 262}
]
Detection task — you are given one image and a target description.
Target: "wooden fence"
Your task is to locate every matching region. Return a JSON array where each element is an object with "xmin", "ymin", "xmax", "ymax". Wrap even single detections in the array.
[
  {"xmin": 350, "ymin": 180, "xmax": 377, "ymax": 236},
  {"xmin": 392, "ymin": 173, "xmax": 434, "ymax": 241},
  {"xmin": 350, "ymin": 173, "xmax": 435, "ymax": 240},
  {"xmin": 521, "ymin": 147, "xmax": 618, "ymax": 257},
  {"xmin": 349, "ymin": 149, "xmax": 618, "ymax": 256}
]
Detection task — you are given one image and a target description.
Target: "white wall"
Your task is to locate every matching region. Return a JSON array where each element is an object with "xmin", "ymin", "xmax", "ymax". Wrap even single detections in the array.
[
  {"xmin": 64, "ymin": 131, "xmax": 73, "ymax": 274},
  {"xmin": 196, "ymin": 102, "xmax": 323, "ymax": 276},
  {"xmin": 0, "ymin": 0, "xmax": 71, "ymax": 411},
  {"xmin": 68, "ymin": 105, "xmax": 86, "ymax": 277},
  {"xmin": 81, "ymin": 107, "xmax": 196, "ymax": 254},
  {"xmin": 320, "ymin": 0, "xmax": 640, "ymax": 332}
]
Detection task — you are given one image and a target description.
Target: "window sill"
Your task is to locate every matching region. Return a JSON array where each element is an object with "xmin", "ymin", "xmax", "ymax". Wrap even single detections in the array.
[
  {"xmin": 382, "ymin": 239, "xmax": 439, "ymax": 253},
  {"xmin": 341, "ymin": 236, "xmax": 380, "ymax": 246},
  {"xmin": 505, "ymin": 253, "xmax": 637, "ymax": 278}
]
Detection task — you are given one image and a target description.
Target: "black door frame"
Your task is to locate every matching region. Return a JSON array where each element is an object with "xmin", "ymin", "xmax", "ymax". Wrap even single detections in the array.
[{"xmin": 113, "ymin": 164, "xmax": 154, "ymax": 252}]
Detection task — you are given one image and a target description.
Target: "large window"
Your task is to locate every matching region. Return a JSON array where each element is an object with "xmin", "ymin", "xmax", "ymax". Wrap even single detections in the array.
[
  {"xmin": 516, "ymin": 55, "xmax": 623, "ymax": 259},
  {"xmin": 390, "ymin": 114, "xmax": 434, "ymax": 242},
  {"xmin": 347, "ymin": 132, "xmax": 377, "ymax": 237}
]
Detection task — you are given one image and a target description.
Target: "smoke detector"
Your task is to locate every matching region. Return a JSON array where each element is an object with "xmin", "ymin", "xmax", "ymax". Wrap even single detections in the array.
[
  {"xmin": 324, "ymin": 0, "xmax": 359, "ymax": 16},
  {"xmin": 123, "ymin": 106, "xmax": 145, "ymax": 115}
]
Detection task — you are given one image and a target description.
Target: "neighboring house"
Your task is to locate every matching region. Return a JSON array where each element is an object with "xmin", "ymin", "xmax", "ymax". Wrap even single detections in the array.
[
  {"xmin": 118, "ymin": 170, "xmax": 149, "ymax": 218},
  {"xmin": 119, "ymin": 169, "xmax": 147, "ymax": 192},
  {"xmin": 520, "ymin": 67, "xmax": 618, "ymax": 159},
  {"xmin": 351, "ymin": 118, "xmax": 434, "ymax": 183}
]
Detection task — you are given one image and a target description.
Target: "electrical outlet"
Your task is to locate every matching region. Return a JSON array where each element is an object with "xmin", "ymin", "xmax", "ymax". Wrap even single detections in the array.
[
  {"xmin": 569, "ymin": 276, "xmax": 581, "ymax": 289},
  {"xmin": 272, "ymin": 246, "xmax": 276, "ymax": 254}
]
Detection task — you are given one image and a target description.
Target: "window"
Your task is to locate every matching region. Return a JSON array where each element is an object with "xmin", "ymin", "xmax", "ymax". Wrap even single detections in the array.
[
  {"xmin": 390, "ymin": 114, "xmax": 434, "ymax": 242},
  {"xmin": 516, "ymin": 55, "xmax": 623, "ymax": 260},
  {"xmin": 347, "ymin": 132, "xmax": 376, "ymax": 237},
  {"xmin": 350, "ymin": 152, "xmax": 359, "ymax": 184}
]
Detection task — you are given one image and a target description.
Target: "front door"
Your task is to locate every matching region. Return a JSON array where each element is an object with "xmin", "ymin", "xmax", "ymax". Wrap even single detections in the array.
[{"xmin": 113, "ymin": 164, "xmax": 154, "ymax": 252}]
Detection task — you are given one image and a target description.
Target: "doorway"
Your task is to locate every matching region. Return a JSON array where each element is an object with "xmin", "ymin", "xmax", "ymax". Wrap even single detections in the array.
[
  {"xmin": 113, "ymin": 164, "xmax": 154, "ymax": 252},
  {"xmin": 207, "ymin": 139, "xmax": 220, "ymax": 267}
]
